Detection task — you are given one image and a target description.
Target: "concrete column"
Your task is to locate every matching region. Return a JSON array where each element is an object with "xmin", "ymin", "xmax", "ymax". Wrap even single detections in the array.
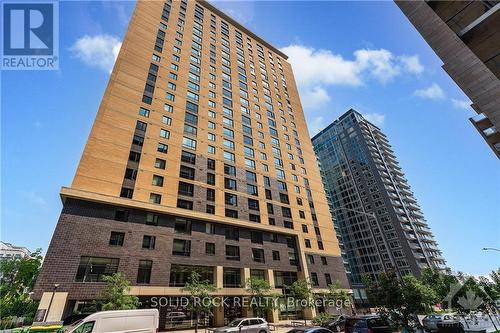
[
  {"xmin": 242, "ymin": 267, "xmax": 251, "ymax": 287},
  {"xmin": 37, "ymin": 292, "xmax": 68, "ymax": 322},
  {"xmin": 216, "ymin": 266, "xmax": 224, "ymax": 289},
  {"xmin": 213, "ymin": 302, "xmax": 224, "ymax": 327},
  {"xmin": 265, "ymin": 269, "xmax": 275, "ymax": 287},
  {"xmin": 303, "ymin": 307, "xmax": 316, "ymax": 321}
]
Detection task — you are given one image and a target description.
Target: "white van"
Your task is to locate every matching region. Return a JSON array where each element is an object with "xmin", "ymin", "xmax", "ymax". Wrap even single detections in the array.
[{"xmin": 68, "ymin": 309, "xmax": 159, "ymax": 333}]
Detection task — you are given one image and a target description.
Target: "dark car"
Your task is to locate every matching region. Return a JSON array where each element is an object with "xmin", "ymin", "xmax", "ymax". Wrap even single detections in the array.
[
  {"xmin": 287, "ymin": 327, "xmax": 334, "ymax": 333},
  {"xmin": 342, "ymin": 316, "xmax": 393, "ymax": 333},
  {"xmin": 323, "ymin": 315, "xmax": 347, "ymax": 332}
]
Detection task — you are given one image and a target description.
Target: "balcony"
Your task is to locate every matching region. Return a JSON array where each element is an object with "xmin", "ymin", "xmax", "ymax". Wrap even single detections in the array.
[{"xmin": 470, "ymin": 113, "xmax": 500, "ymax": 158}]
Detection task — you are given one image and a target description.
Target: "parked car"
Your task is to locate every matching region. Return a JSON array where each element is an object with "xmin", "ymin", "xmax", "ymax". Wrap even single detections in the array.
[
  {"xmin": 342, "ymin": 315, "xmax": 393, "ymax": 333},
  {"xmin": 62, "ymin": 313, "xmax": 91, "ymax": 326},
  {"xmin": 287, "ymin": 327, "xmax": 335, "ymax": 333},
  {"xmin": 165, "ymin": 311, "xmax": 187, "ymax": 324},
  {"xmin": 214, "ymin": 318, "xmax": 270, "ymax": 333},
  {"xmin": 67, "ymin": 309, "xmax": 159, "ymax": 333},
  {"xmin": 422, "ymin": 314, "xmax": 458, "ymax": 332},
  {"xmin": 322, "ymin": 315, "xmax": 347, "ymax": 332}
]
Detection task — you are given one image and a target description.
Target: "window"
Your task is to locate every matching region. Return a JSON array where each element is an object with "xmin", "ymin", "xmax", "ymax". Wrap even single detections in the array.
[
  {"xmin": 248, "ymin": 198, "xmax": 260, "ymax": 211},
  {"xmin": 207, "ymin": 188, "xmax": 215, "ymax": 201},
  {"xmin": 284, "ymin": 220, "xmax": 293, "ymax": 229},
  {"xmin": 160, "ymin": 129, "xmax": 170, "ymax": 139},
  {"xmin": 325, "ymin": 273, "xmax": 332, "ymax": 286},
  {"xmin": 137, "ymin": 260, "xmax": 152, "ymax": 284},
  {"xmin": 155, "ymin": 158, "xmax": 166, "ymax": 169},
  {"xmin": 311, "ymin": 273, "xmax": 319, "ymax": 287},
  {"xmin": 114, "ymin": 209, "xmax": 129, "ymax": 222},
  {"xmin": 178, "ymin": 182, "xmax": 194, "ymax": 196},
  {"xmin": 138, "ymin": 107, "xmax": 150, "ymax": 117},
  {"xmin": 163, "ymin": 104, "xmax": 174, "ymax": 113},
  {"xmin": 174, "ymin": 218, "xmax": 191, "ymax": 234},
  {"xmin": 152, "ymin": 175, "xmax": 164, "ymax": 187},
  {"xmin": 146, "ymin": 213, "xmax": 159, "ymax": 226},
  {"xmin": 305, "ymin": 239, "xmax": 311, "ymax": 248},
  {"xmin": 252, "ymin": 248, "xmax": 265, "ymax": 263},
  {"xmin": 142, "ymin": 235, "xmax": 156, "ymax": 249},
  {"xmin": 307, "ymin": 254, "xmax": 315, "ymax": 264},
  {"xmin": 179, "ymin": 165, "xmax": 195, "ymax": 180},
  {"xmin": 182, "ymin": 137, "xmax": 197, "ymax": 150},
  {"xmin": 225, "ymin": 227, "xmax": 239, "ymax": 241},
  {"xmin": 166, "ymin": 92, "xmax": 175, "ymax": 101},
  {"xmin": 206, "ymin": 242, "xmax": 215, "ymax": 256},
  {"xmin": 157, "ymin": 143, "xmax": 168, "ymax": 153},
  {"xmin": 109, "ymin": 232, "xmax": 125, "ymax": 246},
  {"xmin": 226, "ymin": 245, "xmax": 240, "ymax": 261},
  {"xmin": 225, "ymin": 209, "xmax": 238, "ymax": 218},
  {"xmin": 172, "ymin": 239, "xmax": 191, "ymax": 256},
  {"xmin": 223, "ymin": 268, "xmax": 241, "ymax": 288},
  {"xmin": 206, "ymin": 204, "xmax": 215, "ymax": 214},
  {"xmin": 251, "ymin": 231, "xmax": 263, "ymax": 244},
  {"xmin": 272, "ymin": 250, "xmax": 280, "ymax": 261},
  {"xmin": 224, "ymin": 151, "xmax": 235, "ymax": 162},
  {"xmin": 302, "ymin": 224, "xmax": 309, "ymax": 233},
  {"xmin": 207, "ymin": 173, "xmax": 215, "ymax": 185},
  {"xmin": 247, "ymin": 184, "xmax": 258, "ymax": 196},
  {"xmin": 318, "ymin": 241, "xmax": 324, "ymax": 250},
  {"xmin": 75, "ymin": 256, "xmax": 119, "ymax": 282},
  {"xmin": 181, "ymin": 150, "xmax": 196, "ymax": 164},
  {"xmin": 177, "ymin": 199, "xmax": 193, "ymax": 210},
  {"xmin": 120, "ymin": 187, "xmax": 134, "ymax": 199},
  {"xmin": 149, "ymin": 193, "xmax": 161, "ymax": 204},
  {"xmin": 207, "ymin": 158, "xmax": 215, "ymax": 170},
  {"xmin": 246, "ymin": 171, "xmax": 257, "ymax": 182},
  {"xmin": 225, "ymin": 193, "xmax": 237, "ymax": 206},
  {"xmin": 224, "ymin": 178, "xmax": 237, "ymax": 190},
  {"xmin": 224, "ymin": 164, "xmax": 236, "ymax": 176},
  {"xmin": 249, "ymin": 214, "xmax": 261, "ymax": 223},
  {"xmin": 321, "ymin": 256, "xmax": 328, "ymax": 265},
  {"xmin": 132, "ymin": 135, "xmax": 144, "ymax": 146}
]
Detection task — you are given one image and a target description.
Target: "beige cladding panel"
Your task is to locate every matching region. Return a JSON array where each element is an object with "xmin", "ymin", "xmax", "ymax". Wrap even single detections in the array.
[{"xmin": 71, "ymin": 0, "xmax": 342, "ymax": 257}]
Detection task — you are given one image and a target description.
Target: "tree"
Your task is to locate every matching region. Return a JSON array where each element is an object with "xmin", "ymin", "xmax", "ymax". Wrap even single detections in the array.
[
  {"xmin": 322, "ymin": 281, "xmax": 351, "ymax": 314},
  {"xmin": 182, "ymin": 271, "xmax": 217, "ymax": 333},
  {"xmin": 245, "ymin": 277, "xmax": 279, "ymax": 319},
  {"xmin": 289, "ymin": 279, "xmax": 314, "ymax": 325},
  {"xmin": 99, "ymin": 273, "xmax": 139, "ymax": 311},
  {"xmin": 363, "ymin": 272, "xmax": 438, "ymax": 332},
  {"xmin": 0, "ymin": 249, "xmax": 43, "ymax": 323}
]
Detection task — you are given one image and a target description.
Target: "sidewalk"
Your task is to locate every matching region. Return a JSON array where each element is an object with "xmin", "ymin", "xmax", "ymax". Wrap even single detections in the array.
[{"xmin": 162, "ymin": 320, "xmax": 314, "ymax": 333}]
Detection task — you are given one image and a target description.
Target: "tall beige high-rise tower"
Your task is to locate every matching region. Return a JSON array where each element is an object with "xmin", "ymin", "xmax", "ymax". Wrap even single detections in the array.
[{"xmin": 34, "ymin": 0, "xmax": 349, "ymax": 329}]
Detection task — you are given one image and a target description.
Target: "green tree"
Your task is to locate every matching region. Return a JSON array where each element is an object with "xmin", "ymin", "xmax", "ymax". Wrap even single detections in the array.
[
  {"xmin": 99, "ymin": 273, "xmax": 139, "ymax": 311},
  {"xmin": 363, "ymin": 272, "xmax": 438, "ymax": 332},
  {"xmin": 0, "ymin": 249, "xmax": 43, "ymax": 323},
  {"xmin": 289, "ymin": 279, "xmax": 314, "ymax": 325},
  {"xmin": 245, "ymin": 277, "xmax": 279, "ymax": 319},
  {"xmin": 322, "ymin": 281, "xmax": 352, "ymax": 314},
  {"xmin": 182, "ymin": 271, "xmax": 217, "ymax": 333}
]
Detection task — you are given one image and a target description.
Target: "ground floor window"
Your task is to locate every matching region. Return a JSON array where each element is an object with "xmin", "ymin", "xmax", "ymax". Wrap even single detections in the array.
[{"xmin": 75, "ymin": 256, "xmax": 119, "ymax": 282}]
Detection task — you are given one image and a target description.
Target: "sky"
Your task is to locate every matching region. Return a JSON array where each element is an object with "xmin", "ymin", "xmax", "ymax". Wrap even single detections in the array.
[{"xmin": 1, "ymin": 1, "xmax": 499, "ymax": 276}]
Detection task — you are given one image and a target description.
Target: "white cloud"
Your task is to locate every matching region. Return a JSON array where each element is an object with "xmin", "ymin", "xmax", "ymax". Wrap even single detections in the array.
[
  {"xmin": 362, "ymin": 113, "xmax": 385, "ymax": 127},
  {"xmin": 70, "ymin": 34, "xmax": 122, "ymax": 73},
  {"xmin": 280, "ymin": 44, "xmax": 424, "ymax": 109},
  {"xmin": 301, "ymin": 86, "xmax": 331, "ymax": 109},
  {"xmin": 398, "ymin": 55, "xmax": 424, "ymax": 75},
  {"xmin": 309, "ymin": 116, "xmax": 326, "ymax": 136},
  {"xmin": 451, "ymin": 98, "xmax": 471, "ymax": 110},
  {"xmin": 414, "ymin": 83, "xmax": 445, "ymax": 100}
]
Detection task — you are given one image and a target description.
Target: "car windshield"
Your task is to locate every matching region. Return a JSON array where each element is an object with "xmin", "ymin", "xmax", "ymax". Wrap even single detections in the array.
[{"xmin": 228, "ymin": 319, "xmax": 242, "ymax": 327}]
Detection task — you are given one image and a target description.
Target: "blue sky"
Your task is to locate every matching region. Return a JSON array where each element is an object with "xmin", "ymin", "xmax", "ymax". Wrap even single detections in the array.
[{"xmin": 1, "ymin": 1, "xmax": 498, "ymax": 276}]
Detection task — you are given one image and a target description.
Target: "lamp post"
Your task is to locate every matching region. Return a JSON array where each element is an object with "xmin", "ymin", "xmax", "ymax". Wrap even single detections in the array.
[
  {"xmin": 44, "ymin": 284, "xmax": 59, "ymax": 322},
  {"xmin": 482, "ymin": 247, "xmax": 500, "ymax": 252}
]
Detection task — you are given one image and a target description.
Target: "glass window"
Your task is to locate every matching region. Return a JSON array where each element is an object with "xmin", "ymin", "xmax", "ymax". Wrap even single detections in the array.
[{"xmin": 137, "ymin": 260, "xmax": 152, "ymax": 284}]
